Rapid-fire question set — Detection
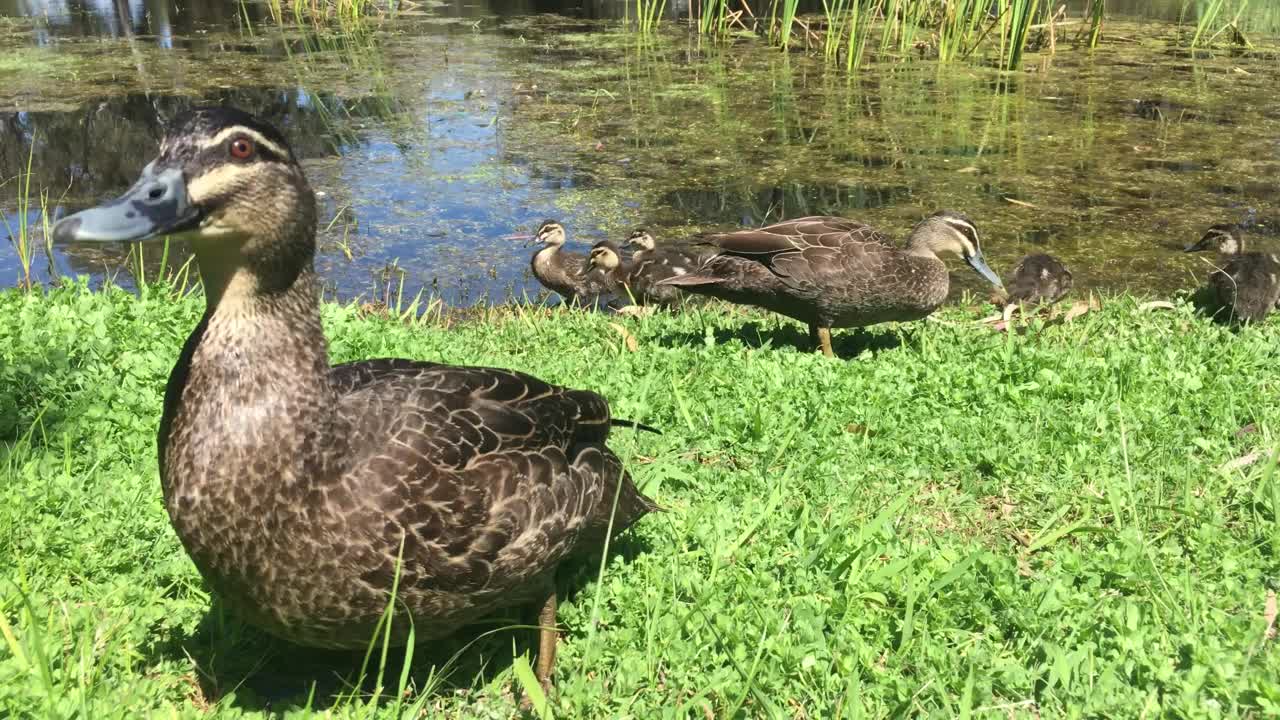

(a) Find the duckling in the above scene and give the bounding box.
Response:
[623,228,711,283]
[1184,223,1280,323]
[994,253,1073,323]
[1004,253,1073,306]
[525,219,612,307]
[50,107,657,694]
[660,212,1004,357]
[586,239,682,307]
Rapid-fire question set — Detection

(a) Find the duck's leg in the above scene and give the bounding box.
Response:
[534,590,558,693]
[818,327,834,358]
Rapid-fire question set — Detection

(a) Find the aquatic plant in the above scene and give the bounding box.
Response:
[1086,0,1105,48]
[0,139,64,291]
[633,0,670,36]
[693,0,1101,72]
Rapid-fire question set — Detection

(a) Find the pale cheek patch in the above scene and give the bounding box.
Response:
[188,164,253,205]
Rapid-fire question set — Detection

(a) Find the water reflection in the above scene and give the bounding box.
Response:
[2,2,1279,304]
[5,0,1278,43]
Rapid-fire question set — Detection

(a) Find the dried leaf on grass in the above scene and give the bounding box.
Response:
[608,322,638,352]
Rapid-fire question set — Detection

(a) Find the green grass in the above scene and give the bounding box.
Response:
[2,279,1279,717]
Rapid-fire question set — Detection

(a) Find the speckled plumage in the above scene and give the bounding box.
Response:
[1185,223,1280,323]
[61,107,657,654]
[661,213,1001,343]
[1005,253,1073,305]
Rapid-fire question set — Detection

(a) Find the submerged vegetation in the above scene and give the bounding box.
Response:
[2,279,1278,716]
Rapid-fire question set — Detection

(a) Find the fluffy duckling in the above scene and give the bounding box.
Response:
[525,219,612,307]
[586,239,682,307]
[1184,223,1280,323]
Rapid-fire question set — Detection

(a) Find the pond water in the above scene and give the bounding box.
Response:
[1,0,1278,306]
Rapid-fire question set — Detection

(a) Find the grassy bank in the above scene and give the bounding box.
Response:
[1,279,1278,718]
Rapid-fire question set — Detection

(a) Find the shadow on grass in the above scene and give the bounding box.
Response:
[145,534,655,713]
[656,320,903,358]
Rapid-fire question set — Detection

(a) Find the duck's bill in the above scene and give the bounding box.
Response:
[966,251,1004,288]
[51,163,201,244]
[1183,237,1211,253]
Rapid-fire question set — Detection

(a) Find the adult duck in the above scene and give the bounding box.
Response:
[50,107,657,693]
[660,212,1004,356]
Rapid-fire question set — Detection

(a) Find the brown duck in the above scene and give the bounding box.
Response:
[1184,223,1280,323]
[661,212,1004,356]
[50,107,657,693]
[524,219,613,307]
[587,238,693,307]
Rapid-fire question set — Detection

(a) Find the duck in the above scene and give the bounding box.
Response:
[523,219,613,307]
[1184,223,1280,323]
[49,106,658,694]
[994,253,1073,322]
[659,212,1004,357]
[587,237,692,307]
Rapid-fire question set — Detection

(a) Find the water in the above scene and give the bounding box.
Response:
[2,0,1278,305]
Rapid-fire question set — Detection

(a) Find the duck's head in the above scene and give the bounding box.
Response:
[1185,224,1243,255]
[625,229,655,251]
[586,240,622,273]
[908,210,1002,288]
[534,220,567,248]
[52,107,315,285]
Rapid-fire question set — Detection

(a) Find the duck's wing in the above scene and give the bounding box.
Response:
[695,217,890,279]
[329,359,657,594]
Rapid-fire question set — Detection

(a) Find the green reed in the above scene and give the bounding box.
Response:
[1190,0,1227,46]
[0,139,64,291]
[937,0,988,62]
[634,0,669,35]
[819,0,878,70]
[768,0,801,48]
[998,0,1042,70]
[697,0,732,37]
[1086,0,1105,48]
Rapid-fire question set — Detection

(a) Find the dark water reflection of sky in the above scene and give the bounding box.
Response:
[1,0,1278,305]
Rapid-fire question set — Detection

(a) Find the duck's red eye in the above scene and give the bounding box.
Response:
[229,137,254,160]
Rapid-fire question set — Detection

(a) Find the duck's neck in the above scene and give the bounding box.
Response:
[905,236,941,260]
[532,243,560,272]
[159,254,336,498]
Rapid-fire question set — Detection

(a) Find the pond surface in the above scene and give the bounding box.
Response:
[1,0,1278,305]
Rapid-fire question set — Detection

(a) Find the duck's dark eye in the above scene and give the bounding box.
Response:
[229,137,255,160]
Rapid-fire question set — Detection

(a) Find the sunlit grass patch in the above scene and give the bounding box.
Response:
[1,281,1278,716]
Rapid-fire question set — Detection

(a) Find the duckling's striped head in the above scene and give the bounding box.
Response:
[1185,224,1244,255]
[588,240,622,271]
[909,210,1003,289]
[52,106,315,263]
[625,229,655,251]
[535,220,567,247]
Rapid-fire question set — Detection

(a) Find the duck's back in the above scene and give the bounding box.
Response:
[165,352,655,650]
[687,217,947,326]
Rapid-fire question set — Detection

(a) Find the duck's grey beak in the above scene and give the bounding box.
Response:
[1183,237,1210,253]
[51,163,200,244]
[966,251,1004,288]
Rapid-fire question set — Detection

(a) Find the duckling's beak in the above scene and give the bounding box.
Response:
[966,251,1004,289]
[1183,237,1210,253]
[51,162,201,244]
